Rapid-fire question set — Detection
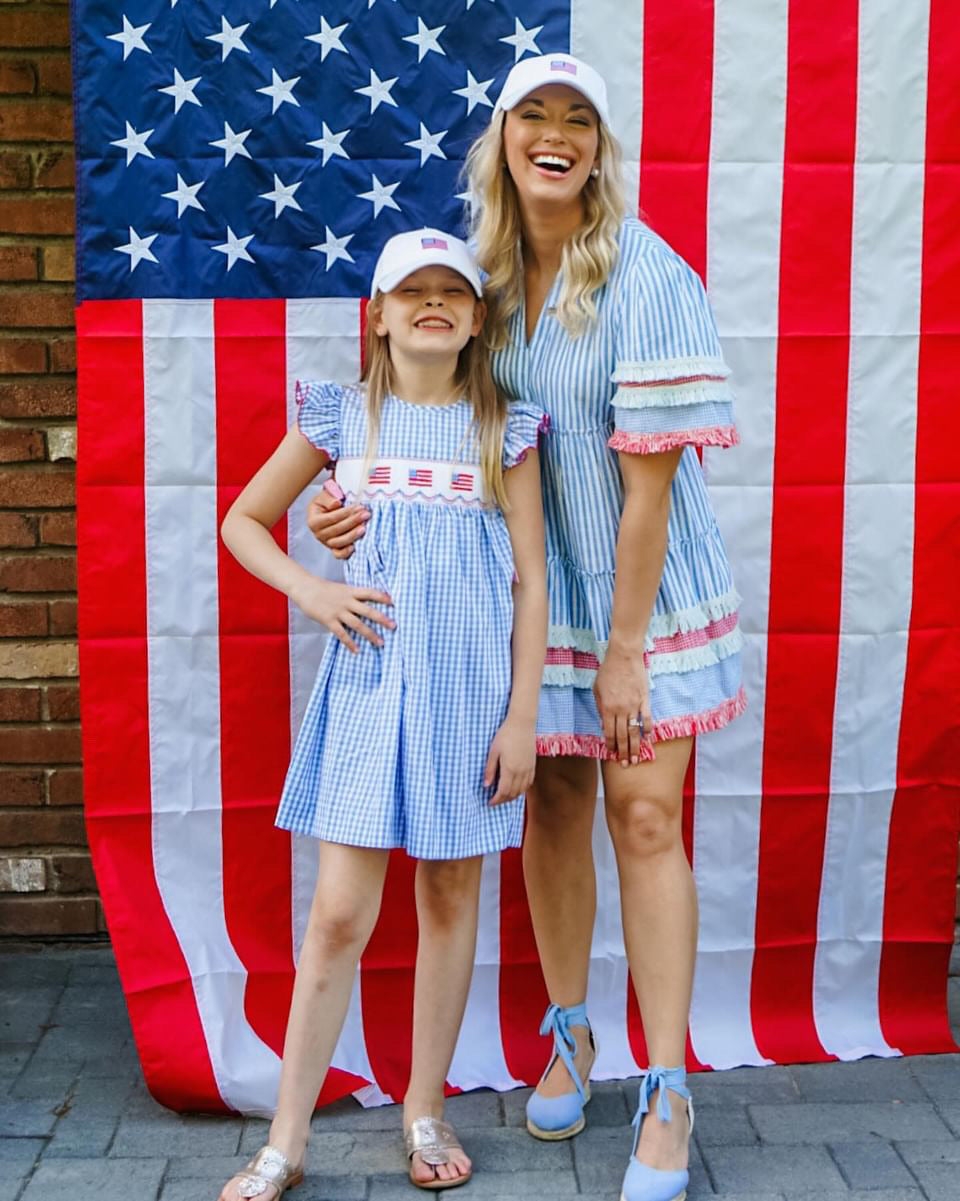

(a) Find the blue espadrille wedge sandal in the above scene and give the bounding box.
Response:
[620,1065,694,1201]
[525,1002,596,1140]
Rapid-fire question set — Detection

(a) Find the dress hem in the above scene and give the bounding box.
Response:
[535,687,747,760]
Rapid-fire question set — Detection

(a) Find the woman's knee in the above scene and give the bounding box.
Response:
[528,756,598,827]
[606,790,680,859]
[306,897,377,959]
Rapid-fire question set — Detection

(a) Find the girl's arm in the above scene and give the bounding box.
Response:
[594,448,683,765]
[484,451,548,804]
[221,426,394,652]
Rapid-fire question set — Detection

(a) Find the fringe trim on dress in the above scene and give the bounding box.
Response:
[611,380,734,409]
[608,426,739,454]
[535,687,748,760]
[612,356,732,384]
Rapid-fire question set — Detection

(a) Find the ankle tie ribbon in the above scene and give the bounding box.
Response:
[634,1064,691,1127]
[539,1002,590,1103]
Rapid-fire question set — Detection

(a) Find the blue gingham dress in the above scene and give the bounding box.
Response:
[492,218,745,759]
[275,381,546,860]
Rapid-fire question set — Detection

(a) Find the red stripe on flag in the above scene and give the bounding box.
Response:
[636,0,714,1073]
[752,0,859,1063]
[499,845,550,1085]
[77,300,221,1109]
[360,852,418,1100]
[879,0,960,1055]
[639,0,714,277]
[214,300,295,1058]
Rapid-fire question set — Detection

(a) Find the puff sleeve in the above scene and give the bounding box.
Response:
[502,399,550,470]
[295,379,342,462]
[609,249,738,455]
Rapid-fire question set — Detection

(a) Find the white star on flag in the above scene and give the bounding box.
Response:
[465,0,496,7]
[257,68,301,113]
[213,227,255,271]
[110,121,155,165]
[358,174,401,218]
[260,174,303,217]
[456,186,475,208]
[206,16,250,62]
[162,173,205,218]
[107,16,151,60]
[210,122,252,166]
[311,226,354,269]
[405,122,447,166]
[500,18,543,61]
[158,68,201,114]
[453,70,494,115]
[402,17,445,62]
[114,227,158,271]
[305,16,349,61]
[355,68,399,114]
[307,123,350,166]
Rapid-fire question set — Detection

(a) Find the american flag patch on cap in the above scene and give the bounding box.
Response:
[551,60,577,74]
[421,237,448,250]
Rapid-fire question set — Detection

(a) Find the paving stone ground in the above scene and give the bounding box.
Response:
[1,945,958,1201]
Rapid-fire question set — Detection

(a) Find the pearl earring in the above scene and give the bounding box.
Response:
[590,165,600,178]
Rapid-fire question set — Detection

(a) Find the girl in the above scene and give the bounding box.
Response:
[308,55,744,1201]
[217,228,547,1199]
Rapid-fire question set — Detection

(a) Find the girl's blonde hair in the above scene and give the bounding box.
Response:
[360,292,509,510]
[464,112,627,348]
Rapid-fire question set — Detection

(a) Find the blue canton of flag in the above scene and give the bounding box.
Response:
[73,0,571,301]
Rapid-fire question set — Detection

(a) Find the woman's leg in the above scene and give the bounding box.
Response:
[405,855,484,1185]
[523,755,599,1095]
[601,736,695,1173]
[219,842,389,1201]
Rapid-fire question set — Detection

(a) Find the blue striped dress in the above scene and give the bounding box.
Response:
[492,218,745,759]
[275,382,547,860]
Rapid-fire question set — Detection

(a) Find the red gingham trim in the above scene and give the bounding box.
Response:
[617,374,728,388]
[545,612,740,671]
[609,426,740,454]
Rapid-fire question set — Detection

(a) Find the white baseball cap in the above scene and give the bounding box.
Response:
[493,53,610,127]
[370,228,484,298]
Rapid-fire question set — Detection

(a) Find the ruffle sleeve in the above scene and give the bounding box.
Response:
[295,379,342,462]
[502,399,550,470]
[609,250,738,455]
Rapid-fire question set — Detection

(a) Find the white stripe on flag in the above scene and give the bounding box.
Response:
[813,0,929,1059]
[449,855,524,1092]
[284,299,390,1102]
[690,0,789,1069]
[588,801,642,1079]
[144,299,279,1112]
[571,0,645,226]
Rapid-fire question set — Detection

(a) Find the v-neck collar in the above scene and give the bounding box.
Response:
[521,271,560,349]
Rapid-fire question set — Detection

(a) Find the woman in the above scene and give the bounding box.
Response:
[309,53,744,1201]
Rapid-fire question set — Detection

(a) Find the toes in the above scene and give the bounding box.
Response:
[411,1153,437,1185]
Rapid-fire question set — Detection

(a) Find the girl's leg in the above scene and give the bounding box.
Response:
[523,755,599,1096]
[405,855,484,1186]
[219,842,389,1201]
[601,736,696,1173]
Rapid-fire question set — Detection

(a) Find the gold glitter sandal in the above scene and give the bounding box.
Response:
[405,1116,472,1191]
[231,1145,303,1198]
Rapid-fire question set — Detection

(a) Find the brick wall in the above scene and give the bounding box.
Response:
[0,1,97,938]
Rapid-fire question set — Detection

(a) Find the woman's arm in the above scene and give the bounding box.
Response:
[221,426,394,652]
[594,448,683,765]
[484,451,548,804]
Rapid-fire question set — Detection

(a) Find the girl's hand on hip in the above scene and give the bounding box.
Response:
[306,490,369,559]
[291,576,394,653]
[593,641,654,767]
[484,717,536,806]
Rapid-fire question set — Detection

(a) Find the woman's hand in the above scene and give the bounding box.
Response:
[483,716,536,805]
[306,489,369,560]
[593,639,653,766]
[290,575,394,653]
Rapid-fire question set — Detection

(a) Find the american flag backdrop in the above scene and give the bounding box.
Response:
[74,0,960,1113]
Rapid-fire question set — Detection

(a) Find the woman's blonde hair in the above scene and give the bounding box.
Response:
[360,291,510,510]
[464,111,627,348]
